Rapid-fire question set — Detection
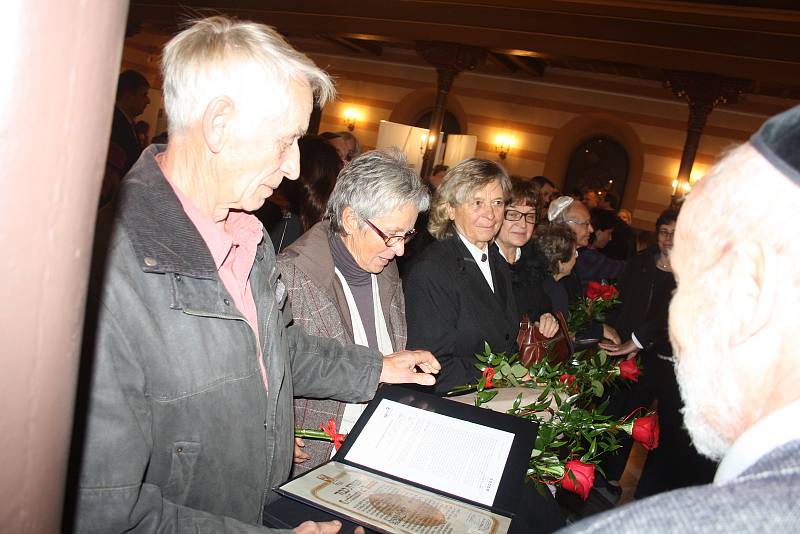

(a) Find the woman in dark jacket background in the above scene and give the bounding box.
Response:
[495,177,552,321]
[601,208,717,498]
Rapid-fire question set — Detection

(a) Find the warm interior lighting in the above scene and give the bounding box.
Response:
[420,133,435,151]
[689,166,706,184]
[343,108,359,131]
[495,134,514,160]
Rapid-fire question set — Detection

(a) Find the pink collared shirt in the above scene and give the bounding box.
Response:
[162,169,267,390]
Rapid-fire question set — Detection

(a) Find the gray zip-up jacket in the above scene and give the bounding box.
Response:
[71,145,382,533]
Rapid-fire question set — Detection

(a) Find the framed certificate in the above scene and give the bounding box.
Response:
[271,386,538,534]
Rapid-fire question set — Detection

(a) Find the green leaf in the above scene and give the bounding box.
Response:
[511,363,529,378]
[599,351,607,366]
[476,389,499,405]
[591,380,604,397]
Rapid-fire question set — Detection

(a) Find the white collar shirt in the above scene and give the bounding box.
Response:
[714,398,800,484]
[458,233,494,292]
[498,246,521,264]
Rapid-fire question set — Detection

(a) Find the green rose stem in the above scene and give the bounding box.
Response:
[294,429,334,442]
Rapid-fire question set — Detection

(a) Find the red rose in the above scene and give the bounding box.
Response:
[482,367,496,388]
[321,419,346,451]
[585,281,603,300]
[618,358,640,382]
[632,414,660,450]
[561,460,595,500]
[600,284,618,300]
[560,373,576,386]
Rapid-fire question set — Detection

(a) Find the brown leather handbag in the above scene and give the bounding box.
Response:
[517,310,573,368]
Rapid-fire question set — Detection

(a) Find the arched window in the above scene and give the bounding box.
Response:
[563,137,629,208]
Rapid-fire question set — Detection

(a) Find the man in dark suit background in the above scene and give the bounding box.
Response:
[110,69,150,172]
[101,70,150,205]
[562,106,800,532]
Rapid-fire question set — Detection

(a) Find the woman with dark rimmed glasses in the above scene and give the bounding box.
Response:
[277,148,429,474]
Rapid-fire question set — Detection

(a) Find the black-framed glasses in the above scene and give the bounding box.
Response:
[504,209,536,224]
[658,229,675,239]
[364,219,417,247]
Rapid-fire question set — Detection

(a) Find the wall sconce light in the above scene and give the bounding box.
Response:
[672,178,692,197]
[495,135,513,160]
[343,108,358,131]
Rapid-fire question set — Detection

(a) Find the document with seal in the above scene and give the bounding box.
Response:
[274,386,537,534]
[280,461,512,534]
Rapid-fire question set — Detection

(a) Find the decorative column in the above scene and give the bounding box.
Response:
[416,42,485,178]
[664,72,752,201]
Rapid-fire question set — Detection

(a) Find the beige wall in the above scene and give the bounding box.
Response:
[0,1,129,531]
[311,52,797,229]
[116,40,798,230]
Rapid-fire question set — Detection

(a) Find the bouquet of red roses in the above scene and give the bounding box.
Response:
[452,343,658,501]
[568,280,621,337]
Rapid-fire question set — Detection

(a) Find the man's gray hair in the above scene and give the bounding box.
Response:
[161,16,335,135]
[327,149,429,234]
[428,158,511,240]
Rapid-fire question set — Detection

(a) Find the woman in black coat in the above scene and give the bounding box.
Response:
[601,208,717,497]
[403,159,558,396]
[405,160,566,533]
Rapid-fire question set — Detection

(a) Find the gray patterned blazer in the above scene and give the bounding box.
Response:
[560,439,800,533]
[277,221,407,475]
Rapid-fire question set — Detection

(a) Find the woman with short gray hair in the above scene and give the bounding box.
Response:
[277,149,429,473]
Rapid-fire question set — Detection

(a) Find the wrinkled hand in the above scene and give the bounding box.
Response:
[295,520,364,534]
[380,350,440,386]
[536,313,559,338]
[598,339,639,357]
[293,437,310,465]
[602,323,621,345]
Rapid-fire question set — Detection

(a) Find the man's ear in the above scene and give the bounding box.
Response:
[202,96,235,154]
[446,202,456,221]
[725,240,776,346]
[341,206,359,236]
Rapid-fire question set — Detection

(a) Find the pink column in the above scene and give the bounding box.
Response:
[0,1,129,531]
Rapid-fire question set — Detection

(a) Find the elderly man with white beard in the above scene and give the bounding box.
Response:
[560,105,800,532]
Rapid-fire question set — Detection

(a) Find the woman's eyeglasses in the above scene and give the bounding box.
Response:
[504,209,536,224]
[364,219,417,247]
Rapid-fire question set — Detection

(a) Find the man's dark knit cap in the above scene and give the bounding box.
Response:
[750,104,800,186]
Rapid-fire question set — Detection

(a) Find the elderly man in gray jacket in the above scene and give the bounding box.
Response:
[71,17,439,534]
[561,107,800,532]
